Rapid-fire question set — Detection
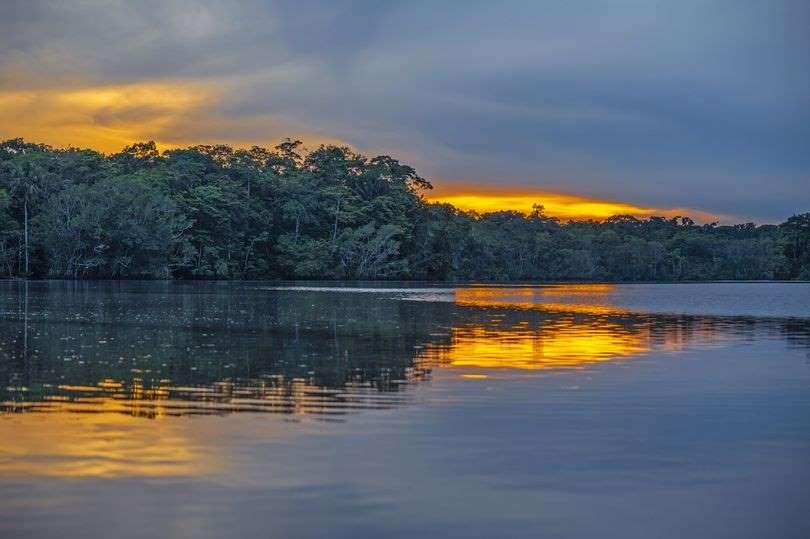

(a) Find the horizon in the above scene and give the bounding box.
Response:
[1,1,808,223]
[2,135,795,225]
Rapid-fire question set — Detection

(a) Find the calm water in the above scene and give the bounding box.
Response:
[1,281,808,538]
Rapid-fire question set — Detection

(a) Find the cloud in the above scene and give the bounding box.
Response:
[0,0,808,221]
[0,81,349,152]
[0,82,214,150]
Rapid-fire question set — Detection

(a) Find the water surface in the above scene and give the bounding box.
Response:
[1,281,808,538]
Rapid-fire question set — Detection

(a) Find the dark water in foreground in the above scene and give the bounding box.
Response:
[1,281,808,538]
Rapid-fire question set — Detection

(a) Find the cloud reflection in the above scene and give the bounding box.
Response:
[0,400,211,478]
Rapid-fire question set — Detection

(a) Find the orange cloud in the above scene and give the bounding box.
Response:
[427,185,724,222]
[0,82,218,152]
[0,81,348,153]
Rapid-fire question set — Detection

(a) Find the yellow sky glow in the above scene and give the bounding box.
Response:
[0,82,723,222]
[0,82,216,152]
[0,81,346,153]
[427,190,720,222]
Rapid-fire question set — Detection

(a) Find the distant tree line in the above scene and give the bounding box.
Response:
[1,138,808,281]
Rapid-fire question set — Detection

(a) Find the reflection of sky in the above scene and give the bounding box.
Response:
[1,283,808,486]
[0,287,809,538]
[2,338,809,538]
[422,285,731,370]
[455,284,626,315]
[452,283,810,319]
[0,402,212,478]
[420,320,650,370]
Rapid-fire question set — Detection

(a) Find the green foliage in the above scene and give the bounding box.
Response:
[336,223,407,278]
[0,137,806,281]
[780,213,810,279]
[38,176,189,277]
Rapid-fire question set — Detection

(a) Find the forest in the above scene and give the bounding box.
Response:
[1,137,808,282]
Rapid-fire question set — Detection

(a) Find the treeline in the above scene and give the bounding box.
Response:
[0,138,808,281]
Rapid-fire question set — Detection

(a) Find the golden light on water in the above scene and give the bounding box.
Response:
[0,284,726,479]
[418,285,725,372]
[0,399,211,478]
[422,320,651,370]
[0,376,411,478]
[454,284,626,315]
[420,284,652,371]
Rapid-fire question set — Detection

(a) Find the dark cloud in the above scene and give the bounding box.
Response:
[1,0,808,221]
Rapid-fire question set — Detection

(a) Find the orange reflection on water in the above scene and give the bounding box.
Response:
[455,284,626,315]
[0,399,212,478]
[0,373,422,478]
[426,285,728,371]
[421,318,651,370]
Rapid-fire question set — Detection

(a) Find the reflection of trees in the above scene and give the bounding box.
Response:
[0,282,453,417]
[1,282,809,418]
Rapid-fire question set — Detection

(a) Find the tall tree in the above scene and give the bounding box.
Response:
[3,151,54,275]
[780,213,810,279]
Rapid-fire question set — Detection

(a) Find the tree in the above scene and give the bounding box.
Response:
[0,187,18,275]
[2,151,55,275]
[780,213,810,279]
[39,176,190,278]
[0,136,804,283]
[337,223,407,278]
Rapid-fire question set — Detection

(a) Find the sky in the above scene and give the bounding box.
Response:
[1,0,808,222]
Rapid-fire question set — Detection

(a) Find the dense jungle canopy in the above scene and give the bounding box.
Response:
[1,138,808,281]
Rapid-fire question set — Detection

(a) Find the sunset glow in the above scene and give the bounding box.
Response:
[418,284,645,370]
[0,399,213,478]
[427,189,721,222]
[1,2,807,537]
[421,321,651,371]
[0,82,348,153]
[0,84,722,221]
[453,284,627,315]
[0,82,216,152]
